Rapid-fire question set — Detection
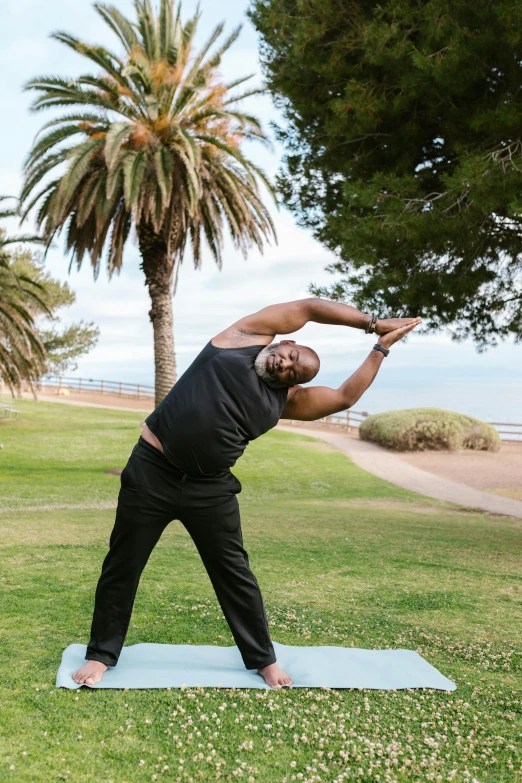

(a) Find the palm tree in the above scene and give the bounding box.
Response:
[0,197,50,398]
[20,0,277,405]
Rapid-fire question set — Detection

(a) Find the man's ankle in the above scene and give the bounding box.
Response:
[257,661,277,671]
[86,659,109,668]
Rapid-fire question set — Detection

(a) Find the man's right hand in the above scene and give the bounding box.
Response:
[377,317,422,350]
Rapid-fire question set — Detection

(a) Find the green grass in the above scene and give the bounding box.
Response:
[0,396,521,783]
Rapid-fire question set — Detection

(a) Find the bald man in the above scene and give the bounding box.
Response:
[73,298,421,688]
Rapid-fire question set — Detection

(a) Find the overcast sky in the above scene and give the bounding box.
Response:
[2,0,521,423]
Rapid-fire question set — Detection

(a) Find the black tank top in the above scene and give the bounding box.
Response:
[144,340,288,476]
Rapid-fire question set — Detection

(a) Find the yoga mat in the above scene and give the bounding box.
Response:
[56,641,456,691]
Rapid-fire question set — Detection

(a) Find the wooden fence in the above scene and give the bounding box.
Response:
[285,410,522,441]
[487,422,522,442]
[282,409,369,433]
[2,375,521,441]
[32,374,154,400]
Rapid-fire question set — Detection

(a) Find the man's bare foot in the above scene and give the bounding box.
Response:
[257,662,292,689]
[72,660,108,686]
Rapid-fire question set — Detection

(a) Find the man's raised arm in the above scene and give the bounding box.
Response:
[222,298,420,344]
[281,319,422,421]
[233,298,373,339]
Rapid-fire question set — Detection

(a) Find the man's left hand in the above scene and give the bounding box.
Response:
[374,317,421,335]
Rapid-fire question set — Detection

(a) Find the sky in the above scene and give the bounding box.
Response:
[1,0,521,424]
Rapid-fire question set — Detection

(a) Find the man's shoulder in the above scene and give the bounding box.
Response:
[210,326,273,349]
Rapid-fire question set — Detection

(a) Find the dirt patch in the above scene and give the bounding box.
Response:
[104,469,123,475]
[19,389,154,412]
[485,487,522,501]
[396,443,522,492]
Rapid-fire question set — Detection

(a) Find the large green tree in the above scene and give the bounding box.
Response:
[248,0,522,349]
[21,0,277,405]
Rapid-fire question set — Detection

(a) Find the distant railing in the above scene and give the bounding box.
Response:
[286,411,522,441]
[321,410,369,429]
[2,374,521,441]
[488,422,522,442]
[284,409,369,431]
[35,375,155,400]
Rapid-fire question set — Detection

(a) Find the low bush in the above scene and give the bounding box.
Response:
[358,407,501,452]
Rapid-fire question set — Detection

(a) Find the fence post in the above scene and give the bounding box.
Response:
[101,380,104,395]
[137,384,141,399]
[119,381,122,397]
[347,410,351,431]
[79,378,82,394]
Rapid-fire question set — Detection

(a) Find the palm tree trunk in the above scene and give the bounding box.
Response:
[138,223,177,406]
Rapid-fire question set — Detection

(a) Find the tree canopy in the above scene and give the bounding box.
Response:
[21,0,277,402]
[248,0,522,349]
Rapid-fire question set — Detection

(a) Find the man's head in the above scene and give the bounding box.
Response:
[254,340,320,389]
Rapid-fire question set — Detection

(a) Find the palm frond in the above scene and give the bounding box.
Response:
[0,236,50,395]
[135,0,158,61]
[181,21,225,89]
[123,150,148,208]
[20,0,277,292]
[104,122,132,169]
[1,234,46,247]
[158,0,172,60]
[154,146,173,207]
[200,24,242,73]
[32,112,107,140]
[51,32,125,82]
[94,3,139,53]
[25,124,89,170]
[223,87,268,105]
[53,138,106,217]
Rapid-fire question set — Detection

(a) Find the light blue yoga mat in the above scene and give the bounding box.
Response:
[56,641,456,691]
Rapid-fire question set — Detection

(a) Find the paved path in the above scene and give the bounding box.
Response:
[277,425,522,520]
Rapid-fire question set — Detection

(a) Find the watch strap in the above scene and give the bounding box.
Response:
[373,343,389,357]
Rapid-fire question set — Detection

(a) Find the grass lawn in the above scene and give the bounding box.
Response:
[0,397,520,783]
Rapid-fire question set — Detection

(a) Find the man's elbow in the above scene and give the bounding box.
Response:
[292,298,316,324]
[337,388,355,411]
[303,297,323,320]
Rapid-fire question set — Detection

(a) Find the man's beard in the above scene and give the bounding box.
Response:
[254,343,289,389]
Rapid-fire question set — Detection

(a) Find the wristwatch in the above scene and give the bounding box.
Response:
[373,343,389,357]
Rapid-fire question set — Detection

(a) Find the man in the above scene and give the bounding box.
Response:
[73,298,421,688]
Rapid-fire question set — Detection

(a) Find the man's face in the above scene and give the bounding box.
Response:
[254,340,320,388]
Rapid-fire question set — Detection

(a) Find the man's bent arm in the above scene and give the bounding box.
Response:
[281,348,384,421]
[234,297,371,338]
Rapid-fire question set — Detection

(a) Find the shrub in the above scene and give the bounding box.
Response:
[358,407,501,452]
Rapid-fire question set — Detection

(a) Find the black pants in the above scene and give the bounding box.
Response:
[85,437,276,670]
